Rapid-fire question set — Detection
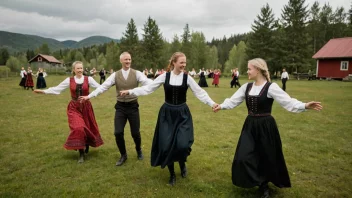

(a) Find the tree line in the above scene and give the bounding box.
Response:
[1,0,352,76]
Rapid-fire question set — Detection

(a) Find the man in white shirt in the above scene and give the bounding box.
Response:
[79,52,152,166]
[281,68,289,91]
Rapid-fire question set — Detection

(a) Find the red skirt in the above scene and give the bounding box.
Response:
[64,100,104,150]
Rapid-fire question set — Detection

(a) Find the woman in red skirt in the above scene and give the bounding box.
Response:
[212,69,221,87]
[25,67,34,90]
[34,61,103,163]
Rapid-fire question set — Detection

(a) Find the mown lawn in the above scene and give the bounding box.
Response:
[0,75,351,197]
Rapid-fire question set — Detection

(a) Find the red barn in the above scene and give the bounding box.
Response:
[312,37,352,79]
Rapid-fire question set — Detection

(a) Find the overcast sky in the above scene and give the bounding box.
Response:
[0,0,350,42]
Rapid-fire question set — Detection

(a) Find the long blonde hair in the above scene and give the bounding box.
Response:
[248,58,271,82]
[166,52,186,72]
[72,61,83,76]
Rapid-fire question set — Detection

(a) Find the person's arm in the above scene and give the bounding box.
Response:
[218,83,247,110]
[187,75,216,107]
[88,76,100,88]
[127,73,166,96]
[87,72,116,99]
[268,83,305,112]
[136,71,153,86]
[36,77,70,94]
[287,72,289,80]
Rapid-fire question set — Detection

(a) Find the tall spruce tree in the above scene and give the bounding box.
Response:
[170,34,182,53]
[181,24,192,58]
[120,18,139,53]
[246,3,276,66]
[141,16,164,69]
[281,0,311,73]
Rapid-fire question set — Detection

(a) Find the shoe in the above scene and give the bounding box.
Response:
[137,150,144,160]
[259,183,270,198]
[168,174,176,186]
[181,165,187,178]
[116,154,127,166]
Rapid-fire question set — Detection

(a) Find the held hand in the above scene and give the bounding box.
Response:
[33,89,44,94]
[305,101,323,111]
[120,90,130,96]
[78,96,89,102]
[212,103,221,113]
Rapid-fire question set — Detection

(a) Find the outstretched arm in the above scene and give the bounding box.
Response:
[33,77,70,95]
[305,101,323,111]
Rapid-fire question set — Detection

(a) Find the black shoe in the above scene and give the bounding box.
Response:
[181,165,187,178]
[116,154,127,166]
[259,183,270,198]
[137,150,144,160]
[168,174,176,186]
[85,145,89,154]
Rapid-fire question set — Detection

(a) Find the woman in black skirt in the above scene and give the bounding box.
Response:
[120,52,217,186]
[36,68,47,89]
[213,58,322,198]
[198,68,208,87]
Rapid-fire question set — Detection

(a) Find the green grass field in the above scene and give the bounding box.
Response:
[0,75,351,198]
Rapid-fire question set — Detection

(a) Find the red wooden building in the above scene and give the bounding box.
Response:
[312,37,352,79]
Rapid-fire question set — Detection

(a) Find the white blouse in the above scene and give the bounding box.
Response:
[88,69,152,98]
[129,72,216,107]
[220,82,306,113]
[43,76,100,95]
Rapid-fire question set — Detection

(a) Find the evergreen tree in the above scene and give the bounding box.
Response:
[281,0,311,73]
[181,24,192,57]
[170,34,182,53]
[120,18,139,53]
[307,2,321,53]
[0,48,10,65]
[246,3,276,65]
[141,16,164,70]
[224,44,237,74]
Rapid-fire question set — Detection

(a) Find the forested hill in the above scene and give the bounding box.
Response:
[0,31,119,53]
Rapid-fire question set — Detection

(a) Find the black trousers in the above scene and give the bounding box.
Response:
[282,78,287,91]
[100,76,106,84]
[114,101,141,155]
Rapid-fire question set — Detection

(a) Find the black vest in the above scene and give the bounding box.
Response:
[245,82,274,116]
[164,72,188,105]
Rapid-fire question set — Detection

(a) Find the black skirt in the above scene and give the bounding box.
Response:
[151,102,194,168]
[36,76,47,89]
[19,77,26,87]
[232,115,291,188]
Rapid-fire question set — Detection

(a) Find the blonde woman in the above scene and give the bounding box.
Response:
[120,52,217,186]
[213,58,322,197]
[34,61,103,163]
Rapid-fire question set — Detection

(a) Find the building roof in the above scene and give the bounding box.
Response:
[28,54,62,64]
[312,37,352,59]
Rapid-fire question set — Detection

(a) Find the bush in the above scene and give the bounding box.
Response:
[0,66,11,78]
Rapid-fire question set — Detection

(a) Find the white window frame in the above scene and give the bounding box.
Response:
[340,61,349,71]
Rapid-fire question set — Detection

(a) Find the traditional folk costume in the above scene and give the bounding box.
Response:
[43,76,103,150]
[220,81,306,189]
[129,72,215,179]
[212,72,220,87]
[88,68,152,165]
[198,71,208,87]
[25,69,34,90]
[36,72,47,89]
[19,69,27,89]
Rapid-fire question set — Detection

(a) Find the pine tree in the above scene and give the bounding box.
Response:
[181,24,191,57]
[281,0,311,73]
[141,16,164,69]
[189,32,207,70]
[170,34,181,53]
[120,18,139,53]
[246,3,276,65]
